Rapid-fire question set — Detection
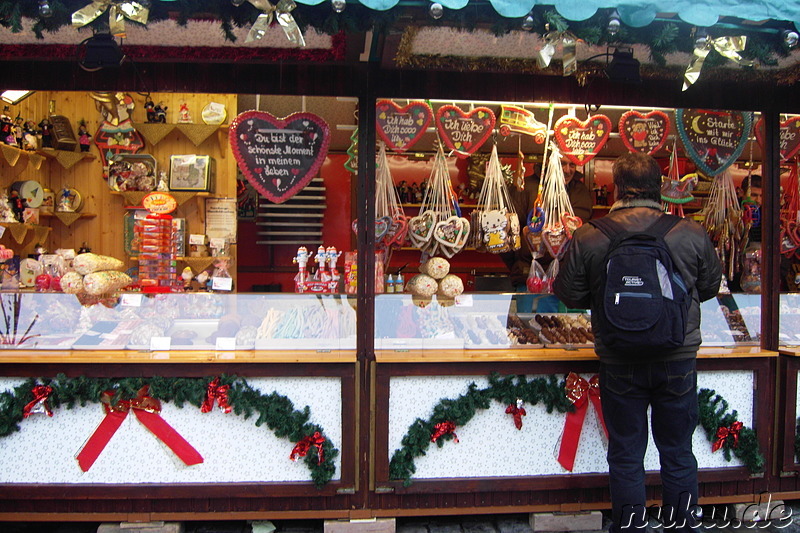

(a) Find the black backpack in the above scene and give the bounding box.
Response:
[588,214,690,353]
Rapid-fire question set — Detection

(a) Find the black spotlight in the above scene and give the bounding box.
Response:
[605,47,641,83]
[77,34,126,72]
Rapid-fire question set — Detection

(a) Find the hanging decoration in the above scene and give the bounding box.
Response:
[344,127,358,174]
[618,110,671,156]
[290,431,326,464]
[229,110,330,204]
[359,143,409,258]
[556,373,606,472]
[537,25,578,76]
[553,114,611,166]
[701,170,745,285]
[780,161,800,263]
[698,388,763,472]
[201,377,232,414]
[675,109,753,177]
[407,145,470,258]
[76,385,204,472]
[435,105,496,158]
[237,0,305,46]
[90,92,145,178]
[683,36,754,91]
[470,144,520,254]
[0,375,338,487]
[431,421,459,444]
[539,143,582,259]
[375,100,433,153]
[22,384,53,418]
[72,0,150,38]
[712,421,743,453]
[498,105,548,142]
[661,139,697,217]
[389,374,764,485]
[505,399,526,430]
[754,116,800,162]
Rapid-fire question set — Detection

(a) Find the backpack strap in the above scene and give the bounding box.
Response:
[587,216,625,240]
[646,213,682,238]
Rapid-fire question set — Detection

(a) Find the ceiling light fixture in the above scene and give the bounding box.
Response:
[584,47,641,84]
[331,0,346,13]
[77,34,126,72]
[607,10,621,36]
[429,2,444,20]
[0,91,35,105]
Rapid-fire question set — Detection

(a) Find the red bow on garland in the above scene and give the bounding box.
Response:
[430,421,459,444]
[201,377,232,413]
[557,373,608,472]
[75,385,204,472]
[23,385,53,418]
[712,421,743,452]
[290,431,326,464]
[505,399,527,430]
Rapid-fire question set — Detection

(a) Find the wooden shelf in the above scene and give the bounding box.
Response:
[36,148,94,170]
[40,212,96,219]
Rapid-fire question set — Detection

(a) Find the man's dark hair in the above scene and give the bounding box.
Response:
[612,152,662,202]
[741,174,762,192]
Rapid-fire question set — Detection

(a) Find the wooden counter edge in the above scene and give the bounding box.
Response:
[0,349,357,363]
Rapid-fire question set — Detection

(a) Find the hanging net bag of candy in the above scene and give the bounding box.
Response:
[470,144,521,254]
[407,144,471,258]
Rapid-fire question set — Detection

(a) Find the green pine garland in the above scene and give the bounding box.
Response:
[389,375,765,485]
[0,374,339,488]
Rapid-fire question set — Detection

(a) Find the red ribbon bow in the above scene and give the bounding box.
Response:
[505,401,527,430]
[23,385,53,418]
[290,431,326,465]
[201,377,232,414]
[430,421,459,444]
[76,385,204,472]
[712,421,743,452]
[557,373,608,472]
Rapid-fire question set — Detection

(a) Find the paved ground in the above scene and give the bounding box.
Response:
[6,502,800,533]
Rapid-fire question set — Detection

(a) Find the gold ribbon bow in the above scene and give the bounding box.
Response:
[72,1,149,38]
[245,0,305,47]
[682,36,754,91]
[537,29,578,76]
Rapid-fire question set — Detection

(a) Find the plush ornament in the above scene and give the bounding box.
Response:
[408,274,438,297]
[421,257,450,280]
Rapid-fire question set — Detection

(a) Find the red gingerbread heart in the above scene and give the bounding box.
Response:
[618,110,671,155]
[376,99,433,153]
[435,105,496,158]
[754,116,800,162]
[229,110,330,204]
[553,114,612,166]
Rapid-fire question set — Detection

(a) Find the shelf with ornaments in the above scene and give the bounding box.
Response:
[35,148,95,170]
[132,123,229,155]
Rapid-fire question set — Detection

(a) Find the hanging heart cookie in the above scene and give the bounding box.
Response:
[376,100,433,153]
[675,109,753,176]
[560,214,583,238]
[384,214,409,248]
[754,116,800,162]
[436,105,497,158]
[408,210,436,248]
[230,110,330,204]
[554,114,612,166]
[542,225,567,258]
[618,110,671,155]
[434,216,470,258]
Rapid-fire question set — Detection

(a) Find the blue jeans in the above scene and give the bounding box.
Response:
[600,358,701,532]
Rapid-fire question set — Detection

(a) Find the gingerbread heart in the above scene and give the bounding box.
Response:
[618,110,671,155]
[523,226,546,258]
[434,216,467,247]
[230,110,330,204]
[375,216,391,241]
[560,214,583,238]
[376,99,433,153]
[676,109,753,177]
[408,210,436,247]
[553,114,612,166]
[542,225,567,258]
[384,215,409,248]
[436,105,497,158]
[754,116,800,162]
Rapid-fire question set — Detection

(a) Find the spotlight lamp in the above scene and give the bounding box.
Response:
[429,2,444,20]
[38,0,52,18]
[607,10,621,36]
[783,29,799,49]
[521,13,535,31]
[331,0,346,13]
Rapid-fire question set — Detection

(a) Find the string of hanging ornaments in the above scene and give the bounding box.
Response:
[470,144,521,255]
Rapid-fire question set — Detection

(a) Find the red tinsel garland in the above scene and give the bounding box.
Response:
[290,431,326,465]
[430,421,459,443]
[23,385,53,418]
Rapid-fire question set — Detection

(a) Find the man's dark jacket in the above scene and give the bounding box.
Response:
[553,200,722,364]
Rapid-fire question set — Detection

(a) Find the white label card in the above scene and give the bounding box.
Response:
[150,336,171,351]
[120,293,143,307]
[189,234,206,245]
[212,277,233,291]
[216,337,236,351]
[455,294,473,307]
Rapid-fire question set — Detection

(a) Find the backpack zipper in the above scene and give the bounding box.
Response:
[615,292,652,304]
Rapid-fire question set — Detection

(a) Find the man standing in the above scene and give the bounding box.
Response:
[553,153,721,532]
